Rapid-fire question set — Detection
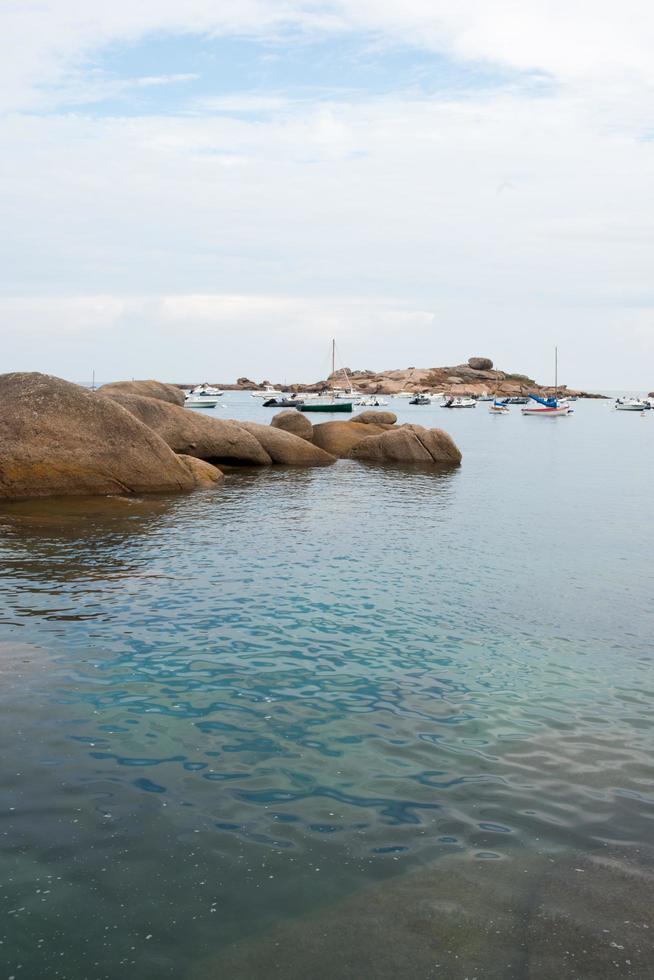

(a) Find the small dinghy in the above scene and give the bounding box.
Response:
[409,395,431,405]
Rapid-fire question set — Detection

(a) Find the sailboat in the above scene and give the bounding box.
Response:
[300,340,353,413]
[521,347,572,416]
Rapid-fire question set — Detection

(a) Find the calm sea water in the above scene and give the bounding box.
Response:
[1,396,653,979]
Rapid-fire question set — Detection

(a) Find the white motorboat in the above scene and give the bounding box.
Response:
[185,394,220,408]
[441,396,476,408]
[615,397,650,411]
[189,383,224,396]
[354,396,388,407]
[184,383,224,408]
[251,385,284,398]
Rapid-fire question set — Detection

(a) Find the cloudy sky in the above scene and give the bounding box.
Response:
[1,1,653,388]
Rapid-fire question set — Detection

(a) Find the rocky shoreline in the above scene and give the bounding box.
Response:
[0,374,461,502]
[176,356,605,399]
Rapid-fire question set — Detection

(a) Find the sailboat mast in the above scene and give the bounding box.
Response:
[332,338,335,379]
[554,345,558,394]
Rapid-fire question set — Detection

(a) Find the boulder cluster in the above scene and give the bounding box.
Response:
[0,374,461,501]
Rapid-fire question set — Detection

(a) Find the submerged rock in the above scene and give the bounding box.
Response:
[98,379,185,406]
[271,410,313,441]
[190,849,654,980]
[99,392,272,466]
[178,455,224,487]
[311,421,386,458]
[349,424,462,466]
[0,372,195,500]
[238,421,336,465]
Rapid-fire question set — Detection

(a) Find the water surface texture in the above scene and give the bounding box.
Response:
[1,397,653,978]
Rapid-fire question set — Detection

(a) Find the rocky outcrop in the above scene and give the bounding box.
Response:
[271,410,313,441]
[0,373,196,500]
[98,379,185,406]
[311,421,386,458]
[468,356,493,371]
[238,421,336,466]
[351,410,397,426]
[98,392,272,466]
[349,424,462,466]
[178,455,224,487]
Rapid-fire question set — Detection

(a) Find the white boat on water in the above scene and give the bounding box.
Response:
[521,348,572,417]
[615,397,650,411]
[251,385,284,398]
[355,396,388,407]
[441,396,476,408]
[184,383,224,408]
[521,399,571,416]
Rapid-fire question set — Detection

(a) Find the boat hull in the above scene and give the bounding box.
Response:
[263,399,304,408]
[300,402,352,413]
[185,398,219,408]
[521,405,570,416]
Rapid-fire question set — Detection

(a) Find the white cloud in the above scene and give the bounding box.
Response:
[1,2,654,386]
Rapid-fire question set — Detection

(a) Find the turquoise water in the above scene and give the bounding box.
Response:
[1,397,653,978]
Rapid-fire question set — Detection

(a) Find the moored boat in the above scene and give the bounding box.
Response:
[355,396,388,407]
[489,400,509,414]
[300,401,352,413]
[615,397,650,411]
[521,348,572,416]
[409,395,431,405]
[442,396,476,408]
[521,395,571,416]
[184,383,224,408]
[251,385,284,398]
[263,396,305,408]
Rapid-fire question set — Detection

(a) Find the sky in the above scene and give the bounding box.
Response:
[1,2,653,389]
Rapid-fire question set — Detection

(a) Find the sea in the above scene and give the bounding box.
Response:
[0,394,653,979]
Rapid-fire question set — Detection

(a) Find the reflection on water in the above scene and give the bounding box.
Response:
[1,403,653,978]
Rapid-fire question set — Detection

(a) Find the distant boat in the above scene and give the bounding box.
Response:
[615,397,650,411]
[300,401,352,413]
[252,385,284,398]
[184,383,224,407]
[355,396,388,407]
[521,347,572,416]
[489,400,509,414]
[299,339,353,413]
[263,395,305,408]
[442,396,476,408]
[409,395,431,405]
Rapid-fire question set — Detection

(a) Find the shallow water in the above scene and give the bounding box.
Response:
[1,397,653,978]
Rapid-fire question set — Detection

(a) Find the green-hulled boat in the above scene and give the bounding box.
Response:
[300,401,352,413]
[300,339,354,412]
